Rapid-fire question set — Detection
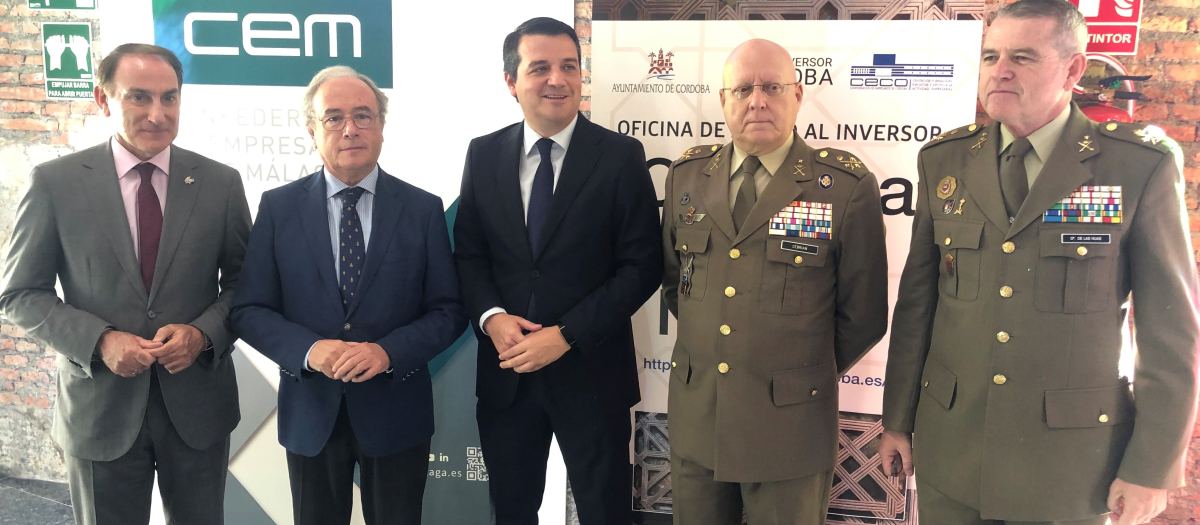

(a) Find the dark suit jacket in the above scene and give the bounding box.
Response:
[454,115,663,409]
[883,107,1200,520]
[230,168,467,458]
[0,141,250,461]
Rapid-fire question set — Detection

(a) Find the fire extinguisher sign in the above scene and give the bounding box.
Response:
[1070,0,1142,54]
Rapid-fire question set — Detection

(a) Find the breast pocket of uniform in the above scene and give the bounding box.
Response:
[760,236,831,315]
[933,220,985,301]
[1034,228,1119,314]
[675,228,712,302]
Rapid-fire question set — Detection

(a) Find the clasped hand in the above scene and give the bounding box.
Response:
[308,340,390,382]
[99,324,206,377]
[484,313,570,374]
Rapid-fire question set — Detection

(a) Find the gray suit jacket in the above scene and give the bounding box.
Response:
[0,141,251,461]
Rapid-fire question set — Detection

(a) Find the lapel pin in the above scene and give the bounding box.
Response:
[792,160,806,177]
[680,192,690,205]
[955,198,965,215]
[819,173,833,189]
[184,176,195,184]
[971,132,988,150]
[708,152,722,172]
[1078,135,1095,152]
[943,199,955,214]
[936,176,957,199]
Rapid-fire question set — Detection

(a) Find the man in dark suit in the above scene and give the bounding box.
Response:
[0,44,251,525]
[454,17,663,525]
[229,66,467,525]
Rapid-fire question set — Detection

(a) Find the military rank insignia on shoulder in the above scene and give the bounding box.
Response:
[1100,123,1184,167]
[676,144,721,164]
[814,148,868,179]
[922,123,984,151]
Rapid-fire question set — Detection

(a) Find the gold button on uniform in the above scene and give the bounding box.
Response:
[923,381,930,388]
[968,124,978,131]
[1002,242,1015,253]
[819,150,828,158]
[1000,286,1013,298]
[718,363,730,374]
[810,389,819,396]
[993,374,1007,385]
[725,286,736,297]
[681,245,688,252]
[1077,246,1088,256]
[944,237,952,246]
[997,331,1010,343]
[671,361,677,368]
[720,324,731,335]
[1106,122,1118,131]
[1099,414,1109,423]
[794,256,803,264]
[729,248,741,259]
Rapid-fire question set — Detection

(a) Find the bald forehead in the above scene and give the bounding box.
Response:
[724,39,794,86]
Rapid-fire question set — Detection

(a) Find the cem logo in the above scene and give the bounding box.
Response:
[849,53,953,90]
[152,0,393,88]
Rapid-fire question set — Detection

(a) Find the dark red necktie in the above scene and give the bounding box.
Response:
[136,162,162,293]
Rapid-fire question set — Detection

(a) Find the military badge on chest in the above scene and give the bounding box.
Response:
[769,201,832,239]
[1044,186,1122,223]
[680,206,706,225]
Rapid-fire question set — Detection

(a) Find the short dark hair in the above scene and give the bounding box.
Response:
[993,0,1089,57]
[96,43,184,94]
[502,17,581,80]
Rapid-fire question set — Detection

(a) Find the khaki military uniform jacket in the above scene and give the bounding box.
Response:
[882,106,1200,521]
[662,134,889,482]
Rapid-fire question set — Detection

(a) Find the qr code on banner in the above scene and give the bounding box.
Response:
[466,447,488,482]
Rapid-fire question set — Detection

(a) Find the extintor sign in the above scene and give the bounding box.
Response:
[1070,0,1142,54]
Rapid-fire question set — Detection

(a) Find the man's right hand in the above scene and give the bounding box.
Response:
[483,313,542,354]
[99,330,160,378]
[880,429,914,477]
[308,339,352,379]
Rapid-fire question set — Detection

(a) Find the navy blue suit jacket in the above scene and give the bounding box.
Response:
[230,168,467,457]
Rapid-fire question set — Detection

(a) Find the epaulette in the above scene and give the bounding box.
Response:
[921,122,986,152]
[1100,122,1184,171]
[674,144,721,165]
[812,147,870,180]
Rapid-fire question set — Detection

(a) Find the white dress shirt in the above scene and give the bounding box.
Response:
[479,115,579,333]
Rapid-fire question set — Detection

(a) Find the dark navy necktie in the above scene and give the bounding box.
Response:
[338,187,366,310]
[527,138,555,250]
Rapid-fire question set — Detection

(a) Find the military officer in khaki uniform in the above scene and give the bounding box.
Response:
[880,1,1200,524]
[661,39,889,524]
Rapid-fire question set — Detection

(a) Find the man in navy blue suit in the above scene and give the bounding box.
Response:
[230,66,467,525]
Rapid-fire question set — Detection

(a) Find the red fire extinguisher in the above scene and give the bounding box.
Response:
[1073,53,1151,123]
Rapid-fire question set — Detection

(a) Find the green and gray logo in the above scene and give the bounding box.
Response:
[152,0,393,88]
[41,22,94,99]
[28,0,96,9]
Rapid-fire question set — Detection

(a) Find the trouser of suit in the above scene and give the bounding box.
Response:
[66,368,230,525]
[917,478,1110,525]
[670,454,834,525]
[476,371,633,525]
[285,398,430,525]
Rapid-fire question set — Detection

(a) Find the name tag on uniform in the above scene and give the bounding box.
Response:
[1062,234,1111,244]
[780,241,820,255]
[1044,186,1122,223]
[770,201,832,239]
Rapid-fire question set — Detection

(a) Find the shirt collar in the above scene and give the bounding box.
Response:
[731,133,795,178]
[325,165,380,199]
[112,136,171,179]
[523,114,579,157]
[999,104,1072,161]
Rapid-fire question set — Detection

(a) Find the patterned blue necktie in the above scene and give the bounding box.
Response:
[338,187,366,310]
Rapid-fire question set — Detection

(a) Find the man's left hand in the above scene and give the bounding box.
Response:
[1108,478,1168,525]
[332,343,391,382]
[149,324,207,374]
[498,326,570,373]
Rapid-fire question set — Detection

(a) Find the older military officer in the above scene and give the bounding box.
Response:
[661,39,889,524]
[880,1,1200,524]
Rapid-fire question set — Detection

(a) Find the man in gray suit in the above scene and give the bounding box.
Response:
[0,43,251,525]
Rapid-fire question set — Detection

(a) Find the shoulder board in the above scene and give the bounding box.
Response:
[921,122,985,152]
[812,147,869,179]
[1099,122,1181,159]
[674,144,721,165]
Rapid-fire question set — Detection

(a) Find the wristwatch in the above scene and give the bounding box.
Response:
[557,324,577,348]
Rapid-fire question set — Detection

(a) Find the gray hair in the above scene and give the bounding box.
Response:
[993,0,1089,58]
[302,65,389,129]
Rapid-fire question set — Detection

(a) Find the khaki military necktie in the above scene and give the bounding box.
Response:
[732,156,761,232]
[1000,137,1033,221]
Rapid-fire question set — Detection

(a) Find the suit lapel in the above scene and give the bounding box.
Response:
[346,171,400,318]
[733,135,809,246]
[533,116,600,259]
[495,125,532,259]
[298,171,344,313]
[1007,107,1100,238]
[148,146,202,305]
[963,123,1010,233]
[80,142,147,303]
[701,143,737,241]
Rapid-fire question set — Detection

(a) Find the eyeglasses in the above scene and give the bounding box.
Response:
[319,112,379,131]
[722,82,799,100]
